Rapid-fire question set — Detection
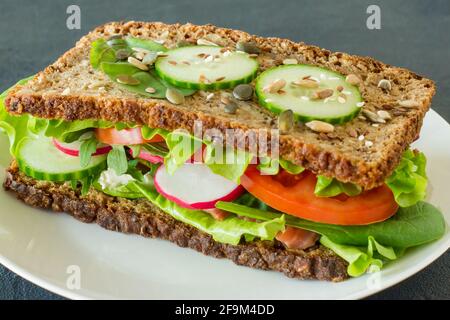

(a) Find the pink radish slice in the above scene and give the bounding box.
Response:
[53,138,112,157]
[128,148,163,164]
[154,162,244,210]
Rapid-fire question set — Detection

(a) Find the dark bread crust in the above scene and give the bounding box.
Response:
[4,21,435,189]
[3,163,349,282]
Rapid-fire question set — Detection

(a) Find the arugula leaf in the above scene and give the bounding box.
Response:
[234,193,271,211]
[80,175,94,196]
[126,159,145,181]
[386,149,427,207]
[79,137,98,168]
[129,145,141,158]
[70,180,78,190]
[314,175,362,197]
[142,143,169,158]
[107,145,128,175]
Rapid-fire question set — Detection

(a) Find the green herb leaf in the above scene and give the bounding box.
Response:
[124,36,168,53]
[92,36,196,99]
[90,39,116,69]
[79,137,98,168]
[100,62,167,98]
[107,145,128,175]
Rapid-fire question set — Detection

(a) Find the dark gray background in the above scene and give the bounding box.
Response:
[0,0,449,300]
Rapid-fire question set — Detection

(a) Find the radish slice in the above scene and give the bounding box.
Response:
[128,148,164,164]
[154,162,244,210]
[53,138,112,157]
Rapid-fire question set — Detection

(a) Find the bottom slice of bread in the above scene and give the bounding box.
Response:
[3,162,348,282]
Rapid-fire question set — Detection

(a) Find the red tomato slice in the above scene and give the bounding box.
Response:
[95,128,165,145]
[240,165,398,225]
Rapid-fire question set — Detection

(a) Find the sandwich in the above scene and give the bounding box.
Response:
[0,21,446,282]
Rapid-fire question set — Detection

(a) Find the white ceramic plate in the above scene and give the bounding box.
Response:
[0,110,449,300]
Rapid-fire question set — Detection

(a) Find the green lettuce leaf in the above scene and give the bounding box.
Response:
[40,119,133,143]
[131,181,285,245]
[386,149,428,207]
[204,145,253,184]
[164,129,203,174]
[257,157,304,175]
[0,76,36,156]
[320,236,398,277]
[314,175,362,197]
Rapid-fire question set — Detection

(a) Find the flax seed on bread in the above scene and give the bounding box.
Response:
[4,21,435,189]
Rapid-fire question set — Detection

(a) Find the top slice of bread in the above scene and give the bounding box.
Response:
[4,21,435,189]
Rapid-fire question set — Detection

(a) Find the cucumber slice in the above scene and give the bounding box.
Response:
[155,46,258,90]
[255,65,362,124]
[17,136,107,181]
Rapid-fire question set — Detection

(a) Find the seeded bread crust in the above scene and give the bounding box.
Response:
[5,21,435,189]
[3,162,348,282]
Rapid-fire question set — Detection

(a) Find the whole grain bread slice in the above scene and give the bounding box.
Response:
[3,162,348,282]
[4,21,435,189]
